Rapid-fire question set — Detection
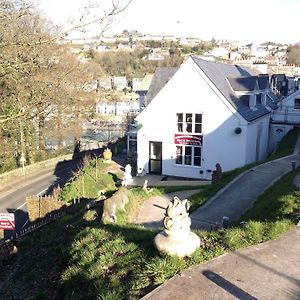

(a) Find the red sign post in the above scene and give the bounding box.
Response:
[0,213,15,230]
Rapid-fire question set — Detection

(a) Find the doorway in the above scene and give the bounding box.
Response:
[149,141,162,174]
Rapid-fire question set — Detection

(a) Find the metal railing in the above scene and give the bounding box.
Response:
[0,210,66,264]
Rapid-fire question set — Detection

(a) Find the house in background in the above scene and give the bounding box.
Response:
[96,99,140,116]
[132,74,154,110]
[112,76,127,91]
[134,56,278,180]
[270,89,300,151]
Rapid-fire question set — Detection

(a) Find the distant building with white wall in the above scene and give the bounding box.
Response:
[96,99,140,116]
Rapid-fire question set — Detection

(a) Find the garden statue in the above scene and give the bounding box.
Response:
[122,164,133,186]
[102,187,128,224]
[212,163,222,183]
[154,196,200,257]
[142,179,153,193]
[103,148,112,163]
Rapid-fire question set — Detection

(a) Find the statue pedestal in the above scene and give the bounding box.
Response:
[154,196,200,257]
[154,231,200,258]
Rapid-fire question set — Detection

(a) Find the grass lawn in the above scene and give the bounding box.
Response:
[1,166,299,299]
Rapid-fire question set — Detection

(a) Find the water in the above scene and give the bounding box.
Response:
[45,129,126,151]
[81,128,126,143]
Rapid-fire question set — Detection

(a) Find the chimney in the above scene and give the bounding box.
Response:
[261,93,267,106]
[249,94,257,110]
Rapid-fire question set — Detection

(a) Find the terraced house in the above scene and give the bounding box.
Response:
[131,56,298,180]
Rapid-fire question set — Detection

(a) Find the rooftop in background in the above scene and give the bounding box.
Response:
[133,74,154,92]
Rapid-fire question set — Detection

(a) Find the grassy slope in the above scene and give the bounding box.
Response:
[189,127,300,211]
[1,169,299,299]
[1,129,299,299]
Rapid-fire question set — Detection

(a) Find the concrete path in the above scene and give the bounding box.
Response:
[142,226,300,300]
[191,154,300,230]
[134,154,300,231]
[135,190,201,229]
[129,174,210,187]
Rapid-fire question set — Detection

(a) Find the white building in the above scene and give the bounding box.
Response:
[211,47,229,59]
[134,56,277,180]
[270,90,300,151]
[112,76,127,91]
[96,100,140,116]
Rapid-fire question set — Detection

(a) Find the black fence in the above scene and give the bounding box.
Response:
[0,210,66,265]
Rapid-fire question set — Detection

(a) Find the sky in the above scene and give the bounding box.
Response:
[38,0,300,44]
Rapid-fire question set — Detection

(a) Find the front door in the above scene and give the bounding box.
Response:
[149,141,162,174]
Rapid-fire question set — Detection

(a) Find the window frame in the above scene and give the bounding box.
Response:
[177,113,202,134]
[175,145,202,167]
[294,99,300,109]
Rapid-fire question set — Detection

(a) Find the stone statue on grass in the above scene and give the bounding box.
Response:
[121,164,133,186]
[154,196,200,257]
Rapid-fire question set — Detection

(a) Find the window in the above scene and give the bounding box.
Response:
[195,114,202,133]
[185,146,192,165]
[177,113,183,132]
[194,147,201,166]
[186,114,193,133]
[294,99,300,109]
[175,113,202,167]
[176,145,201,167]
[177,113,202,134]
[176,146,183,164]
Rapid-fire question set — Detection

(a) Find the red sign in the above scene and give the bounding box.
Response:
[0,213,15,230]
[174,134,203,146]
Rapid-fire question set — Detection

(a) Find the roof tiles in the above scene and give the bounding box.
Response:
[191,56,276,122]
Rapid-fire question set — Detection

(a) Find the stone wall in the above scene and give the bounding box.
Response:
[26,196,66,222]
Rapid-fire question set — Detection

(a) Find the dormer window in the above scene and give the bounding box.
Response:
[294,99,300,109]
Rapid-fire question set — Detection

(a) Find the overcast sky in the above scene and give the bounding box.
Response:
[38,0,299,44]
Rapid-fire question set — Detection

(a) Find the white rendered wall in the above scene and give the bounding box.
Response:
[268,124,293,153]
[272,90,300,124]
[245,115,270,164]
[137,58,250,179]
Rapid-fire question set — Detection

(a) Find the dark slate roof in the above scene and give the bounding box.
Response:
[227,76,258,92]
[227,75,269,92]
[258,75,270,90]
[271,74,286,81]
[146,67,178,105]
[192,56,273,122]
[266,92,278,109]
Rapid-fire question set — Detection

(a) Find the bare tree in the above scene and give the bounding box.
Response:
[287,43,300,65]
[0,0,132,170]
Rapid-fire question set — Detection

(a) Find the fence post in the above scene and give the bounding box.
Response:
[82,176,85,198]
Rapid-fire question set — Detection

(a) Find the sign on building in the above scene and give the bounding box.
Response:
[0,213,15,230]
[174,134,203,146]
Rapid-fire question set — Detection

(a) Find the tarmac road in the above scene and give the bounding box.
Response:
[0,158,82,236]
